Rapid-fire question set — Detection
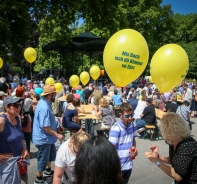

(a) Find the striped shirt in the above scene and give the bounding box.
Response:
[109,119,137,171]
[176,105,191,125]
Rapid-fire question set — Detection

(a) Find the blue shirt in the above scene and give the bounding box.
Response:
[127,98,139,111]
[109,119,137,171]
[112,94,122,106]
[32,98,57,145]
[0,114,23,157]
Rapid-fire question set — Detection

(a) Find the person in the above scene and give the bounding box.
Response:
[127,93,139,112]
[162,96,178,113]
[109,103,138,184]
[76,85,85,104]
[32,85,64,184]
[133,95,147,119]
[53,130,89,184]
[0,96,29,183]
[182,83,192,103]
[176,100,192,129]
[144,112,197,184]
[0,91,7,113]
[83,83,94,104]
[112,89,123,107]
[62,94,81,131]
[94,97,114,134]
[190,84,197,117]
[135,98,156,135]
[74,135,123,184]
[88,86,103,112]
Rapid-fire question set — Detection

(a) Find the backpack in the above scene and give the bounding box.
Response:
[20,99,28,127]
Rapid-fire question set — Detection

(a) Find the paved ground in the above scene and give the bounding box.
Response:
[24,117,197,184]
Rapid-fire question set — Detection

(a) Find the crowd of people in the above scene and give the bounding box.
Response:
[0,72,196,184]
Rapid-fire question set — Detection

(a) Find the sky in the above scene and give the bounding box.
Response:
[162,0,197,14]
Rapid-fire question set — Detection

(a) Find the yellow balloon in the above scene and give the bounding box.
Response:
[80,71,90,85]
[90,65,100,80]
[150,44,189,93]
[103,29,149,87]
[69,75,79,88]
[193,79,196,82]
[55,82,63,93]
[45,77,55,85]
[149,76,153,83]
[0,58,3,68]
[24,47,37,63]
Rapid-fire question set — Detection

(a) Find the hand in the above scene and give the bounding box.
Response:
[150,145,159,158]
[57,127,64,134]
[133,148,138,157]
[57,134,64,141]
[21,149,30,159]
[144,152,158,163]
[0,153,13,164]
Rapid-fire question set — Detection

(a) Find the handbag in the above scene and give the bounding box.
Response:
[17,158,27,175]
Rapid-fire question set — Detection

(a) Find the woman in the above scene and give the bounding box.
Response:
[0,96,29,183]
[53,130,89,184]
[74,135,123,184]
[73,98,85,114]
[94,98,114,133]
[0,91,7,113]
[133,95,147,119]
[62,94,81,131]
[145,112,197,184]
[76,85,85,104]
[190,84,197,117]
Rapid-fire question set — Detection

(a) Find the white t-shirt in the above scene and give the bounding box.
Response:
[133,100,146,119]
[55,139,76,184]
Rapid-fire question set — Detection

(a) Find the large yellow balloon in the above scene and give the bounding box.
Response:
[149,76,153,83]
[89,65,100,80]
[103,29,149,87]
[24,47,37,63]
[45,77,55,85]
[80,71,90,85]
[69,75,79,88]
[150,44,189,93]
[0,58,3,68]
[55,82,63,93]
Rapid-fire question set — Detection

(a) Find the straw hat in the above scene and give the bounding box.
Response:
[40,85,57,96]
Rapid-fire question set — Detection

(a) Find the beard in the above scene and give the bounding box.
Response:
[51,97,55,103]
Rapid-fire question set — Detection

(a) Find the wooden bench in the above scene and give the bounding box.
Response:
[143,108,166,140]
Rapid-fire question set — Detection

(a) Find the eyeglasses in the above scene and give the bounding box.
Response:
[123,114,133,118]
[11,103,21,109]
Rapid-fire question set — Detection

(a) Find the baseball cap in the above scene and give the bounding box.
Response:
[3,96,23,107]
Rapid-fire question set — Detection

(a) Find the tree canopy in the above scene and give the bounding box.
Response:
[0,0,196,79]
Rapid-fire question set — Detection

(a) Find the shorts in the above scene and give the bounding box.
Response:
[36,144,56,171]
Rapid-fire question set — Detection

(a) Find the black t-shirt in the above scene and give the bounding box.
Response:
[0,82,8,93]
[165,102,178,113]
[142,104,156,125]
[169,137,197,184]
[83,88,93,99]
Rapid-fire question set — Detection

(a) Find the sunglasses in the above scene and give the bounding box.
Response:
[123,114,133,118]
[11,103,22,109]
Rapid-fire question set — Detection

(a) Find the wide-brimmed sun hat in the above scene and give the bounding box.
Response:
[40,85,57,96]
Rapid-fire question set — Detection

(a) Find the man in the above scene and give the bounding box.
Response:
[135,98,156,134]
[84,83,94,104]
[109,103,138,184]
[183,83,192,103]
[127,93,138,112]
[32,85,64,184]
[176,100,192,129]
[162,96,178,113]
[112,89,123,106]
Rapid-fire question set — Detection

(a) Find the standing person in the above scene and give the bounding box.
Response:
[182,83,192,104]
[0,91,7,113]
[83,83,94,104]
[112,89,123,106]
[145,113,197,184]
[0,96,29,183]
[109,103,138,184]
[32,85,64,184]
[76,85,85,104]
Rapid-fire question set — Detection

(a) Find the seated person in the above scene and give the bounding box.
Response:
[133,96,147,119]
[73,98,85,114]
[127,93,138,112]
[94,98,114,134]
[162,96,178,112]
[112,90,122,106]
[62,94,81,131]
[135,98,156,135]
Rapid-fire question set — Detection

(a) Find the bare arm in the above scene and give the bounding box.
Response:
[0,117,5,132]
[43,126,64,141]
[53,165,65,184]
[96,110,102,118]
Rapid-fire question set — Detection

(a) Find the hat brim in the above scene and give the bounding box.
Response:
[40,90,57,96]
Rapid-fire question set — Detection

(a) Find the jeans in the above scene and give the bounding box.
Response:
[135,119,147,129]
[36,144,56,171]
[122,169,132,184]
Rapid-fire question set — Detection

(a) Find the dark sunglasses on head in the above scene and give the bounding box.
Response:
[11,103,22,109]
[123,114,133,118]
